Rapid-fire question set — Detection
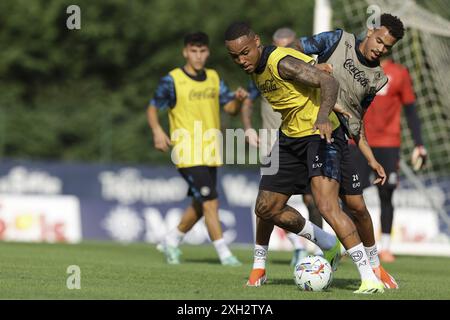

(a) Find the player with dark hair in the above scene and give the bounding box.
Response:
[245,14,402,289]
[242,27,324,268]
[148,32,247,266]
[350,55,427,262]
[225,22,385,293]
[289,13,405,288]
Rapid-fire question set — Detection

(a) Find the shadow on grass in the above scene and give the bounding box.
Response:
[268,277,360,290]
[331,278,360,290]
[270,259,292,266]
[183,258,223,265]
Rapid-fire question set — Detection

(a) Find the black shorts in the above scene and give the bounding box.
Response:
[301,139,364,196]
[259,127,348,195]
[178,166,218,202]
[349,145,400,190]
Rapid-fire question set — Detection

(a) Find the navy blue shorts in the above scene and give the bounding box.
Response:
[178,166,218,202]
[348,144,400,190]
[300,140,364,195]
[259,127,350,195]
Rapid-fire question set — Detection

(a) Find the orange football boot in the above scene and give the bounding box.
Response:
[373,265,399,289]
[246,269,267,287]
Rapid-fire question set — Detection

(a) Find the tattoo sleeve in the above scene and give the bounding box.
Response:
[278,55,339,119]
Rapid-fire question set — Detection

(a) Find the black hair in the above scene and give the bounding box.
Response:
[184,32,209,47]
[380,13,405,40]
[224,21,255,41]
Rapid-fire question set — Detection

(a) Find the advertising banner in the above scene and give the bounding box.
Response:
[0,159,449,256]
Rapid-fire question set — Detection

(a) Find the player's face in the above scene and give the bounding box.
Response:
[273,36,295,48]
[183,44,210,71]
[225,34,261,74]
[362,26,398,61]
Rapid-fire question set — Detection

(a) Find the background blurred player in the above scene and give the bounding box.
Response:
[147,32,247,266]
[349,56,427,262]
[242,27,324,267]
[225,22,385,293]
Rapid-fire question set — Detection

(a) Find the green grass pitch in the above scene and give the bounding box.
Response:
[1,241,449,300]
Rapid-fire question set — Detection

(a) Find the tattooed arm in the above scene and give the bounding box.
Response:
[278,55,339,143]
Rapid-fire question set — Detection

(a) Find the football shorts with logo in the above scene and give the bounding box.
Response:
[259,126,362,195]
[178,166,218,202]
[348,144,399,190]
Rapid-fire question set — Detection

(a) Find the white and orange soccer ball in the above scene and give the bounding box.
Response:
[293,255,333,292]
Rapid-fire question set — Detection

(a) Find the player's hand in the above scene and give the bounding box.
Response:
[153,129,172,152]
[332,103,352,120]
[411,145,427,171]
[315,63,333,75]
[234,87,249,102]
[245,128,260,147]
[369,160,386,185]
[313,117,333,144]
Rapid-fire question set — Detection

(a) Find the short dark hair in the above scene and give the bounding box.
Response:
[184,32,209,47]
[224,22,255,41]
[380,13,405,40]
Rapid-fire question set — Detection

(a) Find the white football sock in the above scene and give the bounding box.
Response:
[165,227,185,247]
[212,238,233,261]
[381,233,391,251]
[298,220,336,250]
[286,232,305,250]
[253,244,268,269]
[347,243,379,282]
[365,244,381,268]
[313,247,324,256]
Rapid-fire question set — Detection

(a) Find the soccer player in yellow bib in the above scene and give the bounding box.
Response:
[242,28,325,267]
[225,22,384,293]
[147,32,247,266]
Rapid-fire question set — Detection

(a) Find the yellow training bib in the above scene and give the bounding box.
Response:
[251,47,340,138]
[169,68,222,168]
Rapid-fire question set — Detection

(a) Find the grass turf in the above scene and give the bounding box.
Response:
[0,241,449,300]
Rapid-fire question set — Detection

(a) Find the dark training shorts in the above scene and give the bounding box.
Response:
[178,166,218,202]
[259,126,362,195]
[348,144,400,190]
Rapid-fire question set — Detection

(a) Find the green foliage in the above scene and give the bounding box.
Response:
[0,0,314,164]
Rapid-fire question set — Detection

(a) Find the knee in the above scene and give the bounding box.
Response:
[315,199,334,216]
[349,202,369,218]
[255,193,280,221]
[255,199,273,221]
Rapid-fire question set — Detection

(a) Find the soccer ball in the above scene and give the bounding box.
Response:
[293,255,333,291]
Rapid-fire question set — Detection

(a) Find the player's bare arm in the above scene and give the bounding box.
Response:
[223,87,248,115]
[354,122,386,185]
[147,105,172,152]
[241,98,253,130]
[332,103,352,119]
[315,63,333,75]
[278,56,339,143]
[241,98,260,147]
